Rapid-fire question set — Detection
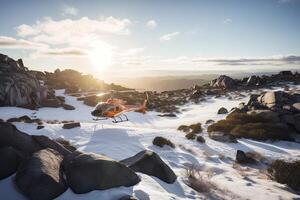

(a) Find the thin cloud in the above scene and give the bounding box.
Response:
[192,55,300,66]
[159,32,180,41]
[0,36,47,49]
[146,20,157,29]
[62,5,78,16]
[222,18,232,24]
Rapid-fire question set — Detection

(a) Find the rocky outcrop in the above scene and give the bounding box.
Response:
[210,75,236,89]
[0,146,22,180]
[121,150,177,184]
[217,107,228,114]
[64,151,140,194]
[0,122,41,155]
[15,148,68,200]
[62,122,81,129]
[0,53,47,107]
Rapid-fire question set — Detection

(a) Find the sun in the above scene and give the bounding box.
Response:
[88,41,114,71]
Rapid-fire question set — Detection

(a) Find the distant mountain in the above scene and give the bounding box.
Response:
[114,75,218,92]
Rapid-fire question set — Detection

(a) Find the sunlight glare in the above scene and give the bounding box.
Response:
[89,41,114,71]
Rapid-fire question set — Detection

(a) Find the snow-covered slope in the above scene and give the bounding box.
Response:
[0,88,300,200]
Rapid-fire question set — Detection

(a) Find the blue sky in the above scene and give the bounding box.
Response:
[0,0,300,81]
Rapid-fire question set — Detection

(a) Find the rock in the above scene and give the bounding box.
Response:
[32,135,71,158]
[0,122,41,155]
[190,90,202,100]
[205,119,215,124]
[258,91,284,108]
[217,107,228,114]
[41,98,61,108]
[15,148,68,200]
[121,150,177,184]
[246,75,261,86]
[119,195,138,200]
[62,103,75,110]
[64,151,140,193]
[62,122,81,129]
[37,125,45,130]
[54,138,77,152]
[236,150,256,164]
[157,113,176,117]
[0,53,47,107]
[279,71,293,76]
[56,96,65,103]
[294,114,300,132]
[293,103,300,112]
[0,146,22,180]
[153,136,175,148]
[209,132,237,143]
[210,75,236,89]
[196,135,205,143]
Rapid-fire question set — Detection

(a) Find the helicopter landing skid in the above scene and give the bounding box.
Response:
[112,114,129,123]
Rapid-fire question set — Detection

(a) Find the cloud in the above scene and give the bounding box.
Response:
[62,5,78,16]
[192,55,300,66]
[159,32,180,41]
[16,16,132,46]
[146,20,157,29]
[37,47,88,57]
[0,36,48,49]
[222,18,232,24]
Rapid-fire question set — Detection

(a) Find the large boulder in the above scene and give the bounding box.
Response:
[120,150,177,184]
[62,122,81,129]
[257,91,283,107]
[217,107,228,114]
[15,148,68,200]
[0,53,47,107]
[40,98,61,108]
[210,75,236,89]
[0,146,22,180]
[0,122,41,155]
[294,114,300,132]
[64,151,140,194]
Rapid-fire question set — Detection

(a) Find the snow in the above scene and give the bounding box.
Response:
[0,87,300,200]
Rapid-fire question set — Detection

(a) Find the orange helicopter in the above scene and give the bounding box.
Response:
[91,93,148,123]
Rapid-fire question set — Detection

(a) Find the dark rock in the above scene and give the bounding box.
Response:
[153,136,175,148]
[41,98,61,108]
[56,96,65,103]
[205,119,215,124]
[217,107,228,114]
[121,150,177,184]
[186,132,196,140]
[0,146,22,179]
[15,148,68,200]
[196,136,205,143]
[236,150,256,164]
[54,138,77,152]
[32,135,71,158]
[157,113,176,117]
[294,114,300,132]
[37,125,45,130]
[64,151,140,193]
[279,71,293,76]
[0,53,47,107]
[62,103,75,110]
[119,195,138,200]
[62,122,81,129]
[0,122,41,155]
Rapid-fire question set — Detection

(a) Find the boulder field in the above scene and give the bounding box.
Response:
[0,122,177,200]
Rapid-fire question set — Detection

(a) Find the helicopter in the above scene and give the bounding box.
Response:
[91,92,148,123]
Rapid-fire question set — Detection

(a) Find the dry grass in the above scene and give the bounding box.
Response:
[185,167,215,193]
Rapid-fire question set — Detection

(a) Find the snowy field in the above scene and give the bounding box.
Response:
[1,87,300,200]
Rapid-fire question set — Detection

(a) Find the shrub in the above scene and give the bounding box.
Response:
[177,125,190,132]
[178,123,202,134]
[196,136,205,143]
[207,112,293,141]
[185,167,215,193]
[153,136,175,148]
[230,123,293,141]
[207,120,236,134]
[186,133,196,140]
[190,123,202,133]
[268,160,300,191]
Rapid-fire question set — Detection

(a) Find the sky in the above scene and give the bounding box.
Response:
[0,0,300,81]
